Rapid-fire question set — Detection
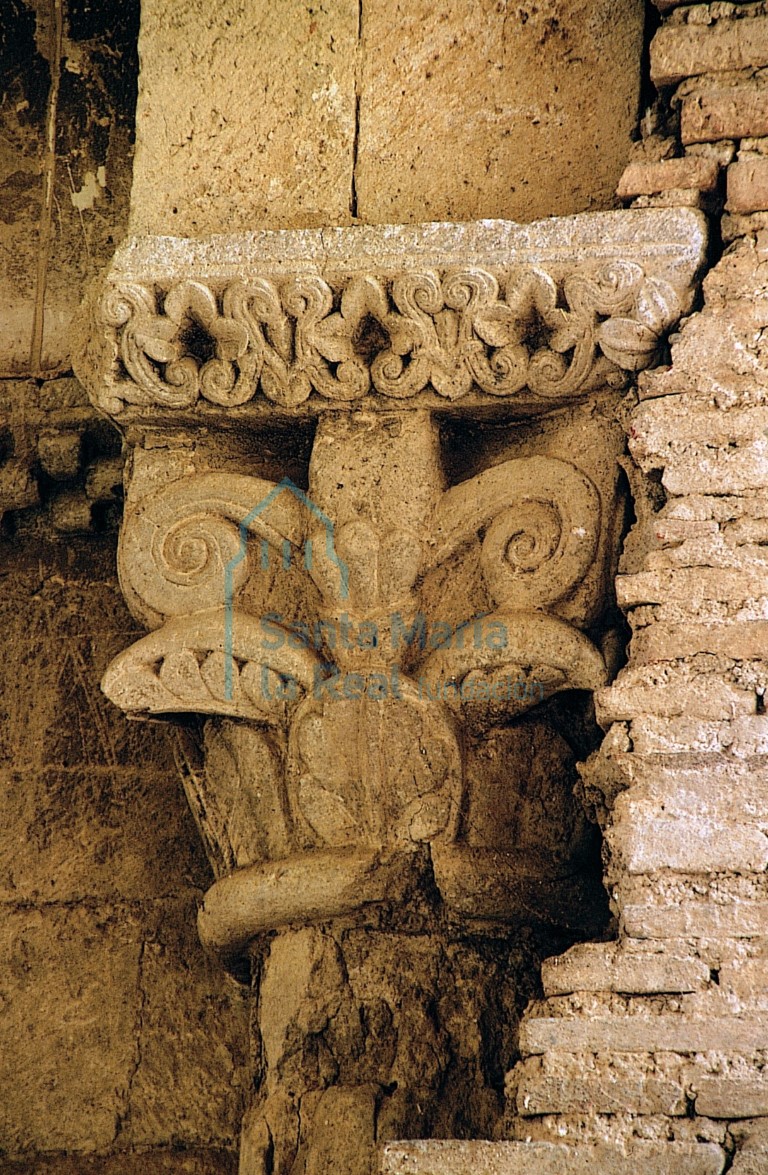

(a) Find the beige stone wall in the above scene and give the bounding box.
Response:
[129,0,645,236]
[0,4,249,1170]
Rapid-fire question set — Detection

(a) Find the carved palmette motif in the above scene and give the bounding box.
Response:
[105,455,606,722]
[95,264,681,414]
[103,448,610,879]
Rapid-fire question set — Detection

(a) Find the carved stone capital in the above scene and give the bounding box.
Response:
[75,209,706,423]
[74,209,706,961]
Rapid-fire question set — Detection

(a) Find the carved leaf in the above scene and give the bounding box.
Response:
[474,304,521,348]
[212,317,249,361]
[636,276,680,334]
[598,317,659,370]
[164,279,218,326]
[313,313,356,363]
[134,317,180,363]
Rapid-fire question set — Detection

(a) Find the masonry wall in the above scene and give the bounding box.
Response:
[502,3,768,1171]
[1,4,249,1171]
[0,0,653,1162]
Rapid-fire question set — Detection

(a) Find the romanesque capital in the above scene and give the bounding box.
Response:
[74,208,706,961]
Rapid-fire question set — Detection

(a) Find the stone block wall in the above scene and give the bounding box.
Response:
[0,3,250,1171]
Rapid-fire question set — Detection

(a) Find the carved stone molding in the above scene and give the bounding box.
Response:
[73,209,706,942]
[75,210,706,420]
[74,209,706,1169]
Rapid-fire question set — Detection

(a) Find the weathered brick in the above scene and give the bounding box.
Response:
[617,157,720,196]
[728,157,768,213]
[731,715,768,756]
[617,569,768,609]
[609,798,768,874]
[651,19,768,87]
[682,89,768,145]
[632,402,768,455]
[515,1053,687,1117]
[631,188,707,209]
[720,956,768,997]
[630,621,768,663]
[519,1013,768,1057]
[723,209,768,241]
[597,667,755,721]
[598,756,768,825]
[687,140,737,166]
[692,1074,768,1118]
[623,901,768,941]
[381,1140,725,1175]
[542,943,709,996]
[628,716,732,754]
[732,1152,768,1175]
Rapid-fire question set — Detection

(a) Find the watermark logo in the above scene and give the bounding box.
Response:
[223,480,545,707]
[223,477,349,699]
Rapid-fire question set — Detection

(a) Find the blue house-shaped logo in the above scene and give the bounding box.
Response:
[224,477,349,699]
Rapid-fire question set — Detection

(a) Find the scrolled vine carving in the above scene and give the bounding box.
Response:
[118,472,304,628]
[93,263,682,414]
[427,455,601,610]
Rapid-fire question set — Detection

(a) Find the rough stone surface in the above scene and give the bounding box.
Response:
[380,1140,725,1175]
[0,903,141,1154]
[0,1,137,374]
[0,538,250,1163]
[356,0,645,224]
[129,0,358,236]
[728,156,768,211]
[129,0,644,234]
[0,1156,238,1175]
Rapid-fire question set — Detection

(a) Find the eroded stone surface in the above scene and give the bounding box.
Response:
[380,1140,725,1175]
[356,0,644,224]
[0,904,142,1153]
[129,0,358,237]
[0,1,137,374]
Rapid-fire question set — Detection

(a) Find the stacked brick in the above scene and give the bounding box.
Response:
[495,6,768,1172]
[502,235,768,1174]
[617,3,768,241]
